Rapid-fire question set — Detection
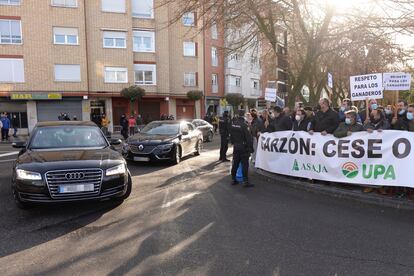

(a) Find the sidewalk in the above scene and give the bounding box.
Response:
[255,168,414,211]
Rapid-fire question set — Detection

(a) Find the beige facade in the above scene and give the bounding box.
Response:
[0,0,205,131]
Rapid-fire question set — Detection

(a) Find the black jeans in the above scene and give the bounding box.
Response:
[231,145,250,181]
[219,135,228,160]
[1,128,9,140]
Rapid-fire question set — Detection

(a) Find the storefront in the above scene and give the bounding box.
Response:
[0,99,28,134]
[176,99,195,120]
[205,97,221,115]
[37,98,83,122]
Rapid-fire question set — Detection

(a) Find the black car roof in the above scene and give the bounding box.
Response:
[35,121,98,127]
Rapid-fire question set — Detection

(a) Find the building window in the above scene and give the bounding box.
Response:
[184,72,196,87]
[54,64,81,82]
[183,42,196,56]
[104,67,128,83]
[51,0,77,7]
[103,31,126,48]
[0,19,22,44]
[211,47,218,66]
[132,0,153,18]
[133,31,155,52]
[0,58,24,83]
[134,64,156,85]
[0,0,20,5]
[211,23,218,39]
[101,0,125,13]
[252,79,260,89]
[235,77,241,87]
[182,12,195,26]
[53,27,78,45]
[212,74,218,93]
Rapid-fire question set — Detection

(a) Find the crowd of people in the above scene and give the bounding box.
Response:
[0,112,19,141]
[219,98,414,196]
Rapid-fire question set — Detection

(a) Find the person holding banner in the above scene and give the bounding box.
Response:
[333,110,364,138]
[230,110,254,187]
[293,109,311,131]
[309,98,339,135]
[391,100,409,131]
[271,106,293,132]
[359,99,379,123]
[363,109,390,132]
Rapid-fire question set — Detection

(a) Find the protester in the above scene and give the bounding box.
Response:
[338,98,352,122]
[101,114,110,136]
[309,98,339,135]
[364,109,390,132]
[271,106,293,131]
[72,115,78,121]
[261,109,274,133]
[219,111,231,162]
[0,113,11,141]
[136,114,143,126]
[212,113,219,134]
[230,110,254,187]
[384,104,394,124]
[334,110,363,138]
[120,114,129,140]
[12,114,19,138]
[359,99,378,123]
[293,109,311,131]
[391,99,409,130]
[128,115,136,136]
[249,108,263,163]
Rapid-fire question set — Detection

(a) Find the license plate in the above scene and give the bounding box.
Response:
[134,156,150,162]
[58,184,95,194]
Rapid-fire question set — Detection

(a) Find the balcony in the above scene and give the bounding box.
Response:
[225,85,242,94]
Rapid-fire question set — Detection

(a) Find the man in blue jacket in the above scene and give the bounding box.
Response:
[1,112,11,141]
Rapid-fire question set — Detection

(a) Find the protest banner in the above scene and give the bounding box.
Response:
[328,72,333,89]
[265,88,277,102]
[383,72,412,91]
[350,73,383,101]
[255,131,414,188]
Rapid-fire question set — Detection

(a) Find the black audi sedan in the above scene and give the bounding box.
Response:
[122,121,203,164]
[12,121,131,208]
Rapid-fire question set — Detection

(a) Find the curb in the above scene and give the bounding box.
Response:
[255,168,414,212]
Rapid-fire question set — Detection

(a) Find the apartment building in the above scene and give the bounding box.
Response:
[0,0,204,133]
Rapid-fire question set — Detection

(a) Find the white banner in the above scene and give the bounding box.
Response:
[265,88,277,102]
[383,72,412,91]
[350,73,383,101]
[255,131,414,188]
[328,72,333,89]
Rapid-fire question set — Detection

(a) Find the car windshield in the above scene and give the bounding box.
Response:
[140,122,180,135]
[30,126,108,149]
[192,120,204,127]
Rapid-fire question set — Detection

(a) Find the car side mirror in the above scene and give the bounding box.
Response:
[109,138,122,146]
[12,141,26,149]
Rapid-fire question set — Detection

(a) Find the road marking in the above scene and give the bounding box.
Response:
[0,158,16,163]
[0,151,19,158]
[162,192,202,208]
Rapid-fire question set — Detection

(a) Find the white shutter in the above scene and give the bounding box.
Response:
[54,64,81,82]
[103,31,126,39]
[132,0,153,18]
[53,27,78,36]
[101,0,125,13]
[0,59,24,83]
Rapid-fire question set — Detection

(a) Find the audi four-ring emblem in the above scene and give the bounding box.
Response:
[138,145,144,151]
[65,172,85,180]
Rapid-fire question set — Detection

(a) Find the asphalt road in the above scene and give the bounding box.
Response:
[1,137,414,275]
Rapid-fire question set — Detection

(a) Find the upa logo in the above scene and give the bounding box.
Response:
[342,162,359,179]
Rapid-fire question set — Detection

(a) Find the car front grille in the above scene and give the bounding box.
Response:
[45,169,103,199]
[130,144,156,154]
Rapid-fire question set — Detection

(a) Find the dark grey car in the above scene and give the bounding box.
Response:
[192,119,214,142]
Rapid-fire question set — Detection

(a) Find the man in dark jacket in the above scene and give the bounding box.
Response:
[261,109,274,133]
[309,98,339,135]
[293,109,311,131]
[230,110,254,187]
[359,99,378,123]
[219,111,231,162]
[271,106,293,131]
[120,114,129,140]
[364,109,390,132]
[391,100,409,131]
[334,110,364,138]
[0,113,11,141]
[11,114,19,138]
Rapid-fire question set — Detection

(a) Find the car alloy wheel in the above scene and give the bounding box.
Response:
[195,140,202,156]
[173,146,181,165]
[207,131,213,142]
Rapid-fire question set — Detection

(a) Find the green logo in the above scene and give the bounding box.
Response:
[342,162,359,179]
[292,159,328,174]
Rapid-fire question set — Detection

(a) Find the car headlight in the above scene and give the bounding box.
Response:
[106,164,126,176]
[16,169,42,181]
[157,143,173,150]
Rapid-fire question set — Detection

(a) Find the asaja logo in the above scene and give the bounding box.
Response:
[342,162,359,179]
[292,159,328,174]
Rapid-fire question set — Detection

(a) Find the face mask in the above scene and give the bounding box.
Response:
[399,109,406,116]
[385,109,392,115]
[371,104,378,110]
[345,118,352,125]
[295,115,302,121]
[407,112,414,121]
